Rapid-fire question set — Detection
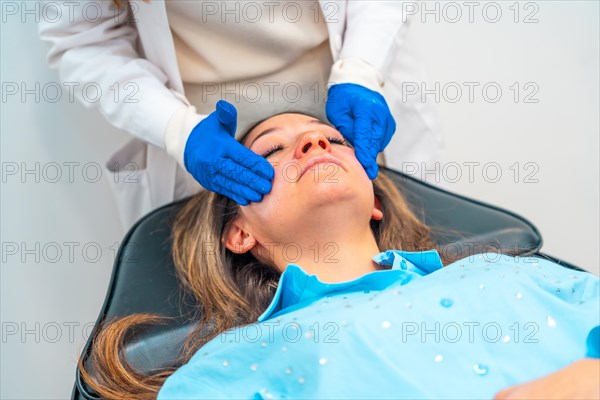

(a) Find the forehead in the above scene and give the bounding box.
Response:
[242,113,328,146]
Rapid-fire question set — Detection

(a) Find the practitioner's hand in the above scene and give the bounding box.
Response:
[493,358,600,400]
[326,83,396,180]
[184,100,274,206]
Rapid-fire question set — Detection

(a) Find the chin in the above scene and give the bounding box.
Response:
[302,175,364,207]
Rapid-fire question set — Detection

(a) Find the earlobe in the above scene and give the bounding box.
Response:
[223,221,257,254]
[372,195,383,221]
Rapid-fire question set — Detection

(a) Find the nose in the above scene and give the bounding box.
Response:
[295,132,332,159]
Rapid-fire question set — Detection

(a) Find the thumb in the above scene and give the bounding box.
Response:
[216,100,238,136]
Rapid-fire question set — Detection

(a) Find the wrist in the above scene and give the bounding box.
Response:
[165,106,205,169]
[327,58,385,94]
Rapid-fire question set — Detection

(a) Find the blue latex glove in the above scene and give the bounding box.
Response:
[326,83,396,179]
[184,100,274,206]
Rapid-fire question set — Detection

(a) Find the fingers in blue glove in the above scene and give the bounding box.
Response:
[325,83,397,154]
[212,166,264,205]
[212,180,252,206]
[228,144,275,182]
[354,147,379,179]
[381,117,396,151]
[219,158,273,196]
[353,114,379,180]
[183,100,277,205]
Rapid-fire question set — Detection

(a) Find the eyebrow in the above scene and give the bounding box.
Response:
[248,119,330,147]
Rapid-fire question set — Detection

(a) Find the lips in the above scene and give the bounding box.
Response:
[300,154,345,178]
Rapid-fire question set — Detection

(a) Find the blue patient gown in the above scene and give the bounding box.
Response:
[158,250,600,399]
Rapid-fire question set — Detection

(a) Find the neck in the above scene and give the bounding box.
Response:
[269,220,383,283]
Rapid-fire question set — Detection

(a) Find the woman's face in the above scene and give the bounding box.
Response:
[224,113,382,263]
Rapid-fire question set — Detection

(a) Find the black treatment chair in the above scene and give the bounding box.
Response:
[72,167,585,399]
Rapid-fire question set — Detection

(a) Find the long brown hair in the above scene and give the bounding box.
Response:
[78,169,457,399]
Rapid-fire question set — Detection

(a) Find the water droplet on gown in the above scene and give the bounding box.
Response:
[222,360,229,367]
[319,357,328,365]
[502,335,511,343]
[440,298,454,308]
[479,284,485,290]
[250,363,258,371]
[473,363,489,375]
[547,315,557,328]
[515,292,523,300]
[381,321,392,329]
[285,368,293,375]
[434,354,443,362]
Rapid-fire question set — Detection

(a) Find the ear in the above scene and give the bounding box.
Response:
[222,219,257,254]
[371,195,383,221]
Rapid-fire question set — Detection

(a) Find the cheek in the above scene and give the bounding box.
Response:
[267,165,298,211]
[340,151,370,179]
[273,159,304,184]
[243,165,289,221]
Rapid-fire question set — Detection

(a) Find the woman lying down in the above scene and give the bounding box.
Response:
[81,111,600,399]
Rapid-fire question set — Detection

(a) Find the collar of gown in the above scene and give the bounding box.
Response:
[257,249,445,322]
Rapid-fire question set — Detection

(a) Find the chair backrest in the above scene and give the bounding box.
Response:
[73,167,544,399]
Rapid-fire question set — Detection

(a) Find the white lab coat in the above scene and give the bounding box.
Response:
[38,0,443,233]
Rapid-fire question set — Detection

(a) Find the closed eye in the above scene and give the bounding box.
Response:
[259,136,349,159]
[328,137,348,146]
[260,144,284,158]
[328,136,354,150]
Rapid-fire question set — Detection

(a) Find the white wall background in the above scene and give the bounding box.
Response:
[405,0,599,273]
[1,1,598,398]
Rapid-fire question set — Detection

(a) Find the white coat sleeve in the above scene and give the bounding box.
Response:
[327,1,406,94]
[37,0,193,151]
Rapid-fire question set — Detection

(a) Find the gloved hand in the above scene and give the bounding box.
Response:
[326,83,396,179]
[184,100,274,206]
